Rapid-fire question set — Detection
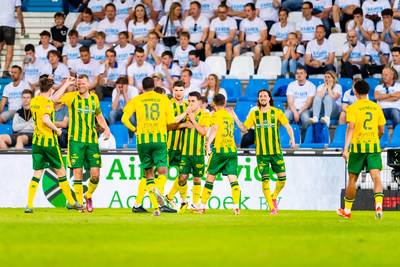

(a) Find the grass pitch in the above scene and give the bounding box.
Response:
[0,209,399,267]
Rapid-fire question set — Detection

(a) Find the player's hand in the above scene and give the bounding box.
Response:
[290,139,296,149]
[206,144,211,156]
[342,149,349,162]
[293,112,300,123]
[55,128,62,136]
[66,76,76,86]
[188,112,195,122]
[103,127,111,140]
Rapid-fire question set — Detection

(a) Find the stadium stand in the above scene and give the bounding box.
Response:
[300,123,330,149]
[110,123,129,149]
[240,79,269,101]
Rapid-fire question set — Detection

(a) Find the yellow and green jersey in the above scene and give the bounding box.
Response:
[347,99,386,153]
[167,99,188,151]
[211,109,237,153]
[124,91,175,145]
[30,95,58,147]
[244,107,288,155]
[182,109,210,156]
[60,91,101,144]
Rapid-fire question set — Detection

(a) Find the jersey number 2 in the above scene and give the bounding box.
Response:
[363,112,373,130]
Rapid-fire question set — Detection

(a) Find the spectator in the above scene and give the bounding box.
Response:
[73,7,98,47]
[346,7,374,44]
[22,44,51,92]
[70,46,100,90]
[264,8,295,56]
[97,3,127,46]
[36,31,57,65]
[51,12,68,54]
[54,101,69,148]
[226,0,250,26]
[305,25,336,75]
[390,46,400,77]
[281,32,305,78]
[128,4,155,47]
[285,66,316,133]
[0,66,30,124]
[155,2,182,51]
[202,74,227,103]
[47,50,69,90]
[332,0,360,33]
[338,79,360,124]
[309,0,333,36]
[90,31,108,64]
[234,2,267,68]
[0,0,25,78]
[127,47,155,91]
[376,8,400,46]
[133,0,162,22]
[88,0,110,20]
[0,89,34,149]
[174,31,195,67]
[394,0,400,20]
[188,0,219,20]
[110,76,138,125]
[181,68,200,98]
[97,49,127,100]
[154,51,181,89]
[256,0,280,31]
[341,29,366,78]
[62,29,82,68]
[364,32,390,77]
[114,31,135,67]
[152,73,170,94]
[309,71,342,126]
[206,4,237,70]
[114,0,134,22]
[374,66,400,127]
[143,31,166,66]
[188,50,210,89]
[296,1,323,44]
[362,0,391,24]
[281,0,302,12]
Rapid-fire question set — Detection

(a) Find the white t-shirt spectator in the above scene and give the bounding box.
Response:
[210,16,237,41]
[2,80,29,110]
[305,38,335,62]
[111,86,139,109]
[114,0,134,21]
[62,43,82,67]
[143,43,166,65]
[342,89,357,105]
[296,16,323,42]
[128,20,154,40]
[256,0,279,22]
[35,44,57,65]
[0,0,21,27]
[309,0,332,13]
[362,0,391,19]
[90,44,108,64]
[70,59,100,84]
[240,17,267,42]
[286,80,317,110]
[97,18,127,45]
[375,82,400,109]
[365,41,390,65]
[270,22,296,42]
[157,15,182,37]
[88,0,111,13]
[394,0,400,10]
[154,63,181,87]
[346,18,375,43]
[114,44,135,67]
[197,0,219,20]
[226,0,254,20]
[316,83,343,106]
[51,63,70,86]
[203,88,227,103]
[76,21,98,38]
[335,0,360,9]
[183,15,210,44]
[174,45,195,67]
[342,41,366,68]
[376,19,400,44]
[190,61,211,89]
[133,0,162,18]
[127,61,155,87]
[99,63,127,83]
[164,0,185,13]
[283,44,306,65]
[184,83,202,98]
[23,61,51,85]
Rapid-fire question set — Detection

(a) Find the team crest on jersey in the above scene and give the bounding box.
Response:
[93,153,100,159]
[277,160,284,165]
[196,164,204,168]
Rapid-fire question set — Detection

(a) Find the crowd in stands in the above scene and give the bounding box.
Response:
[0,0,400,149]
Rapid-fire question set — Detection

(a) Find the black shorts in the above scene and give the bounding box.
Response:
[0,26,16,45]
[10,133,33,147]
[212,44,227,53]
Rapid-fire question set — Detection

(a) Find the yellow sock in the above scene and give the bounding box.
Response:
[344,197,355,213]
[135,177,147,207]
[27,177,41,208]
[262,177,274,210]
[58,176,75,205]
[86,178,99,199]
[73,180,83,205]
[374,192,384,209]
[201,181,214,205]
[167,179,180,200]
[230,181,241,205]
[272,177,286,199]
[155,174,167,195]
[192,182,201,205]
[146,179,159,210]
[179,181,188,202]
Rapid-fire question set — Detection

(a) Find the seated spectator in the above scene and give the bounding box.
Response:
[281,0,302,12]
[296,1,323,44]
[309,71,342,126]
[133,0,162,22]
[364,32,390,77]
[174,31,195,68]
[0,89,34,149]
[154,51,181,90]
[341,29,366,78]
[88,0,110,20]
[128,4,155,47]
[374,66,400,127]
[200,95,209,111]
[97,49,127,99]
[54,102,69,148]
[233,2,267,68]
[256,0,280,32]
[332,0,360,33]
[155,2,182,51]
[390,46,400,77]
[206,4,237,70]
[339,80,360,124]
[305,25,336,75]
[285,66,316,132]
[309,0,333,36]
[36,31,57,65]
[69,46,100,90]
[114,0,134,23]
[188,50,210,89]
[143,31,166,66]
[127,47,155,91]
[62,29,82,68]
[281,32,305,78]
[90,31,108,64]
[377,8,400,46]
[190,0,219,20]
[346,7,374,44]
[47,50,69,90]
[0,66,30,124]
[97,3,127,46]
[73,7,98,47]
[110,77,138,125]
[23,44,51,92]
[152,73,170,94]
[394,0,400,19]
[362,0,391,25]
[264,8,295,56]
[181,68,200,98]
[114,31,135,67]
[51,12,68,53]
[202,74,227,103]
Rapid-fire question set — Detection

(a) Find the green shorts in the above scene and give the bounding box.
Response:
[32,144,63,170]
[168,149,182,167]
[348,152,382,175]
[137,142,168,170]
[179,155,205,177]
[68,140,101,169]
[207,152,238,176]
[257,154,286,176]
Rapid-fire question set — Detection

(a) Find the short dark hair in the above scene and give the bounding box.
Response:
[179,31,190,39]
[78,74,89,80]
[391,46,400,53]
[182,68,192,76]
[279,8,289,16]
[135,47,145,54]
[303,1,313,9]
[381,8,393,17]
[54,12,65,19]
[22,89,33,97]
[200,96,208,104]
[39,75,53,93]
[213,93,226,106]
[105,3,116,10]
[79,46,90,53]
[119,31,129,39]
[24,44,35,52]
[161,50,173,58]
[155,87,166,94]
[106,48,116,56]
[190,1,201,9]
[218,3,228,10]
[188,91,201,99]
[316,24,325,31]
[40,30,51,37]
[258,89,274,107]
[173,80,185,88]
[116,76,128,85]
[11,65,22,72]
[353,7,363,16]
[244,2,256,10]
[296,65,307,73]
[353,80,370,95]
[188,50,200,58]
[142,77,155,91]
[68,29,79,37]
[47,49,61,60]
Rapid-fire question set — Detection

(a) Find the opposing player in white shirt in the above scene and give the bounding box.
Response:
[114,31,135,68]
[62,30,82,69]
[35,31,57,65]
[127,47,155,91]
[97,3,127,46]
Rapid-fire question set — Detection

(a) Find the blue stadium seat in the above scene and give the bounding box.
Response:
[0,124,12,135]
[272,78,293,103]
[100,100,112,121]
[274,101,285,111]
[380,125,389,149]
[128,135,137,149]
[23,0,63,12]
[389,125,400,148]
[110,124,129,149]
[279,124,300,148]
[365,78,380,101]
[234,101,256,121]
[338,78,353,91]
[328,124,347,149]
[308,78,324,88]
[221,79,242,102]
[0,78,11,96]
[300,123,330,149]
[234,126,241,146]
[240,79,269,101]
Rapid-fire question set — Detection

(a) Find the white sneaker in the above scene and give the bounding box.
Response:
[309,117,318,124]
[320,116,330,126]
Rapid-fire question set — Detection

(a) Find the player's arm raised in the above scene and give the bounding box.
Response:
[42,114,62,136]
[51,76,76,102]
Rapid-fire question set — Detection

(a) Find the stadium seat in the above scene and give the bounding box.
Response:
[234,126,242,146]
[380,125,389,149]
[389,125,400,148]
[365,78,380,101]
[0,124,12,135]
[328,33,347,57]
[272,78,294,103]
[0,78,11,96]
[240,79,269,101]
[338,78,353,91]
[23,0,63,12]
[110,124,129,149]
[228,56,254,79]
[220,79,242,102]
[288,11,303,25]
[300,123,330,149]
[255,56,281,79]
[128,135,137,149]
[274,101,285,111]
[100,100,112,121]
[205,56,227,78]
[234,101,256,121]
[280,124,301,148]
[328,124,347,149]
[308,78,324,88]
